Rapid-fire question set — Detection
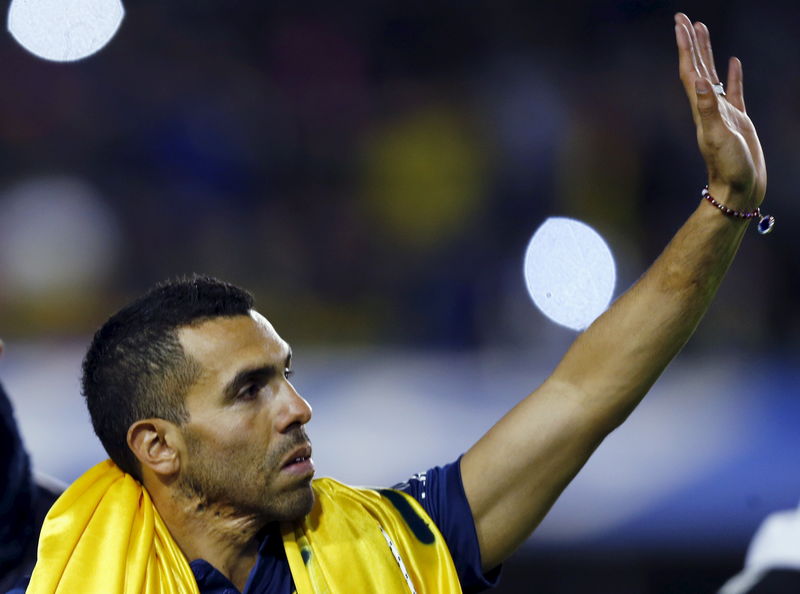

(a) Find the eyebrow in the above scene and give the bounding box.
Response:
[221,349,293,404]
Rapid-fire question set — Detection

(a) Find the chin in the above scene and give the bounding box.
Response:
[271,484,315,523]
[292,485,316,518]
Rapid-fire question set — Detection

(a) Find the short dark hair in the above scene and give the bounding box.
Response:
[82,275,254,481]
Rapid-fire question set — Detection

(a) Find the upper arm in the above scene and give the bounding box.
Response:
[460,377,610,571]
[459,205,741,570]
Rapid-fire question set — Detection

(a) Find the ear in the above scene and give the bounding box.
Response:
[127,418,183,478]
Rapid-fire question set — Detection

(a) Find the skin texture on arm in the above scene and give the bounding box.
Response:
[461,13,767,571]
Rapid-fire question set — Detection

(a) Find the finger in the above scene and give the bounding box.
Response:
[678,13,710,80]
[726,56,746,112]
[694,78,727,147]
[674,22,701,123]
[675,21,699,97]
[675,14,701,84]
[693,22,720,83]
[687,22,711,80]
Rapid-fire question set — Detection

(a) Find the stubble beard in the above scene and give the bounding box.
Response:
[178,427,314,524]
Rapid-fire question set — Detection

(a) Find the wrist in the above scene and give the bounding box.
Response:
[701,185,774,235]
[706,182,755,211]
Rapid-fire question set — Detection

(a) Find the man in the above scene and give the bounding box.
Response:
[18,12,768,594]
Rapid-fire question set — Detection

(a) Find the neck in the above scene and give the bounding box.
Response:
[150,482,266,591]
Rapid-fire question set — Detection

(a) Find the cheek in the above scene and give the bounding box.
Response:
[193,406,267,444]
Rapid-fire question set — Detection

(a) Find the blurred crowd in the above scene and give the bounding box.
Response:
[0,0,797,350]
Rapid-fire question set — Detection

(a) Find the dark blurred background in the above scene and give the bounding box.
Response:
[0,1,798,592]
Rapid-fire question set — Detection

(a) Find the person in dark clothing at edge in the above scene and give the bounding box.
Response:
[4,13,773,594]
[0,341,63,592]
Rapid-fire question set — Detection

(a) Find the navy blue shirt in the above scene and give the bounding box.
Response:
[190,458,500,593]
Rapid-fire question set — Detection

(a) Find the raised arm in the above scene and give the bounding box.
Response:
[461,13,767,571]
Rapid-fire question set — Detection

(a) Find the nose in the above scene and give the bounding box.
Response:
[277,380,312,433]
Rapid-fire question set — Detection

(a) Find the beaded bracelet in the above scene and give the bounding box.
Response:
[701,186,775,235]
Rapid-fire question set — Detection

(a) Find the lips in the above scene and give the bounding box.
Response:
[281,443,313,470]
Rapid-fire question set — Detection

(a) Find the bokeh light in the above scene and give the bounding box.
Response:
[0,175,120,296]
[8,0,124,62]
[523,217,616,331]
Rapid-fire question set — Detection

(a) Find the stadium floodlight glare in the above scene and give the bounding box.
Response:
[523,217,616,331]
[8,0,125,62]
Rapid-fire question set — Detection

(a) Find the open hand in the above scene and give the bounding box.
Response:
[675,13,766,210]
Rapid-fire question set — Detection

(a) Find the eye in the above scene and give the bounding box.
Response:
[284,368,294,380]
[237,383,262,401]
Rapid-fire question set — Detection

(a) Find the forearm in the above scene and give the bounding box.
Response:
[551,188,748,434]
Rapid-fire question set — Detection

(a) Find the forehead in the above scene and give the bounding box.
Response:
[178,311,289,379]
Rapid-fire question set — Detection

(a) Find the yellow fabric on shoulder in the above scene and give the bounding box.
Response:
[26,459,199,594]
[282,477,463,594]
[27,463,462,594]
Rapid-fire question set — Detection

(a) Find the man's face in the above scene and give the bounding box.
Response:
[175,311,314,523]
